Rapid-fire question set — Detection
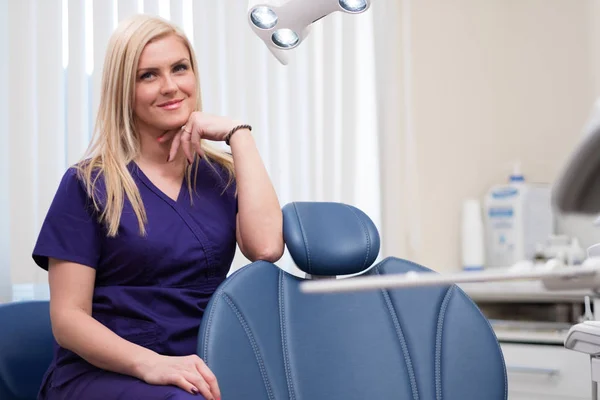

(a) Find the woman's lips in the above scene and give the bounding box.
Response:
[157,99,183,110]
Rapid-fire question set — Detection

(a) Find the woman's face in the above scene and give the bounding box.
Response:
[133,34,197,136]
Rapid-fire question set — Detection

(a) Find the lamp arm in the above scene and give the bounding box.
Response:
[300,258,600,294]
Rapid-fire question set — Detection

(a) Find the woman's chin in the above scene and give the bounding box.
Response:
[156,109,192,129]
[156,119,188,132]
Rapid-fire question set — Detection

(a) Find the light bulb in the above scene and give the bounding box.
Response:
[339,0,368,13]
[272,29,300,49]
[250,6,278,29]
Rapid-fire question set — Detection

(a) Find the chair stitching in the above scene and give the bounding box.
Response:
[455,287,508,400]
[344,205,370,269]
[293,203,312,274]
[435,286,454,400]
[202,261,263,361]
[202,290,222,362]
[279,270,296,400]
[223,294,275,400]
[375,266,419,400]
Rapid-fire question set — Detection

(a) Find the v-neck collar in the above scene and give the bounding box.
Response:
[129,162,187,205]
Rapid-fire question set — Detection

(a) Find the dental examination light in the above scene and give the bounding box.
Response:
[247,0,372,65]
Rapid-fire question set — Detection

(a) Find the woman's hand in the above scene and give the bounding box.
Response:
[160,111,243,163]
[138,353,221,400]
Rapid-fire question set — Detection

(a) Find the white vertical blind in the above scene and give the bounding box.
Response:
[192,3,222,116]
[67,0,91,166]
[1,0,390,297]
[0,0,11,301]
[117,0,139,22]
[8,0,38,291]
[143,0,159,17]
[372,0,408,259]
[311,22,325,202]
[169,0,183,27]
[36,0,65,260]
[92,1,114,120]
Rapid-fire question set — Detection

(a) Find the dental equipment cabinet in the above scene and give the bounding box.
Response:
[461,270,597,400]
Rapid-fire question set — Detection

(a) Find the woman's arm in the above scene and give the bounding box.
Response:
[166,112,284,262]
[47,258,220,399]
[48,258,157,377]
[229,128,284,262]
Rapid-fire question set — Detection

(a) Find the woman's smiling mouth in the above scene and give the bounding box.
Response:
[157,99,184,110]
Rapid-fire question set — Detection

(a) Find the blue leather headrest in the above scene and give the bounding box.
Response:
[282,202,380,276]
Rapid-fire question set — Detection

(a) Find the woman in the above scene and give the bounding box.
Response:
[32,14,284,400]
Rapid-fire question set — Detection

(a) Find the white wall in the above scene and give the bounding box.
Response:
[401,0,599,271]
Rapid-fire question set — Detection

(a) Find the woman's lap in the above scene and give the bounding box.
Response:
[43,370,205,400]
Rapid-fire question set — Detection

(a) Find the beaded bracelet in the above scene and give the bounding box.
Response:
[225,124,252,146]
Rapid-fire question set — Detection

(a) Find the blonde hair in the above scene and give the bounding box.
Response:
[77,14,234,237]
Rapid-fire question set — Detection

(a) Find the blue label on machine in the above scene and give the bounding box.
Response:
[491,188,518,198]
[488,207,514,217]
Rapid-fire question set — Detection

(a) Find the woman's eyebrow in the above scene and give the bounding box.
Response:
[137,58,190,72]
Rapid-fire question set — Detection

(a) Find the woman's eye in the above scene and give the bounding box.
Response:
[173,64,189,73]
[140,72,154,80]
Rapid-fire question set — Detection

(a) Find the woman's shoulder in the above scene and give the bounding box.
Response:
[57,165,88,192]
[58,161,106,200]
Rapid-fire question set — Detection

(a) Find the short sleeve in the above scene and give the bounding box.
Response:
[32,168,102,270]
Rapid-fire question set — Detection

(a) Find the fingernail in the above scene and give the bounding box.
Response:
[191,387,198,395]
[166,155,171,163]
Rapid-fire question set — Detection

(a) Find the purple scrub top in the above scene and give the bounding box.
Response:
[31,159,237,399]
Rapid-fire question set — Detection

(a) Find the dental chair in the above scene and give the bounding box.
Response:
[0,300,54,400]
[198,202,507,399]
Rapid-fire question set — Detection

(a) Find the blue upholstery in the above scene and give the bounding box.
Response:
[0,300,54,400]
[282,202,380,275]
[198,202,507,399]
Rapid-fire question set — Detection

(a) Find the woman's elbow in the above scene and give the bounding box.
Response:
[50,314,70,348]
[250,242,284,263]
[50,307,88,349]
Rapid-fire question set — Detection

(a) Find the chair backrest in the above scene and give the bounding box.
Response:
[198,202,507,399]
[0,300,54,400]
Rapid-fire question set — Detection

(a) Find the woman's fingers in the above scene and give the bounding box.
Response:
[196,358,220,400]
[190,130,205,159]
[188,120,205,159]
[167,130,182,163]
[180,125,194,164]
[182,370,213,400]
[171,374,202,396]
[182,118,205,162]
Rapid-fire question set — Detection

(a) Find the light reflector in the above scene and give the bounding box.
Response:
[250,6,278,29]
[339,0,368,13]
[272,29,300,49]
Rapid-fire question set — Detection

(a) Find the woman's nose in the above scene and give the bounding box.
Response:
[160,75,177,94]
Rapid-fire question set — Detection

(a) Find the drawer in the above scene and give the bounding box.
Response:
[501,343,591,399]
